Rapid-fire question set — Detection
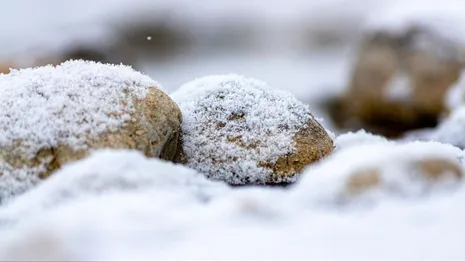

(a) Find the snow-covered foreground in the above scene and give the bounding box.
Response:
[0,136,464,260]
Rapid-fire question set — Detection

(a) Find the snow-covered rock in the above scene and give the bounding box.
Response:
[336,0,465,136]
[172,74,333,185]
[0,60,181,203]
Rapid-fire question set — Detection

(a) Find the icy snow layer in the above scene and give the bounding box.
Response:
[171,74,316,184]
[0,145,464,260]
[0,60,156,202]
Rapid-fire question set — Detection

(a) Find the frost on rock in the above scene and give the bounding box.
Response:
[293,141,464,205]
[0,60,158,203]
[0,149,227,222]
[429,106,465,149]
[171,74,326,185]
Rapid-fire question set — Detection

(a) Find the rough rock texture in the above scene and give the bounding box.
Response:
[172,74,333,185]
[333,29,463,137]
[0,60,182,203]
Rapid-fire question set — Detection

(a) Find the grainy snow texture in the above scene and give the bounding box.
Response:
[171,74,315,184]
[0,147,464,261]
[0,60,157,202]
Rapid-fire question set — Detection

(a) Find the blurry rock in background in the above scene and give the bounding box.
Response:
[328,1,465,137]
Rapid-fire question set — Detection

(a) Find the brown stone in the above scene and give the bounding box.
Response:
[260,119,334,183]
[333,30,463,137]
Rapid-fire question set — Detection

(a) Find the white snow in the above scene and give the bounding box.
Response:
[446,70,465,110]
[334,129,390,151]
[0,150,227,224]
[429,106,465,148]
[0,60,157,202]
[293,141,464,205]
[384,73,413,103]
[171,74,319,184]
[0,145,464,260]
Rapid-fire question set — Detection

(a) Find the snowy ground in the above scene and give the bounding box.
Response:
[0,141,464,260]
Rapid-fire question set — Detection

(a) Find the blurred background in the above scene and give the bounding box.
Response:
[2,0,465,139]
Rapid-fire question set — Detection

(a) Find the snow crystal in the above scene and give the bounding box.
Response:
[293,141,464,205]
[171,74,317,185]
[0,149,227,222]
[429,106,465,148]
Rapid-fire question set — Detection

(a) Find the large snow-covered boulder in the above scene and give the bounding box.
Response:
[293,141,464,205]
[0,60,182,203]
[335,1,465,136]
[171,74,333,185]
